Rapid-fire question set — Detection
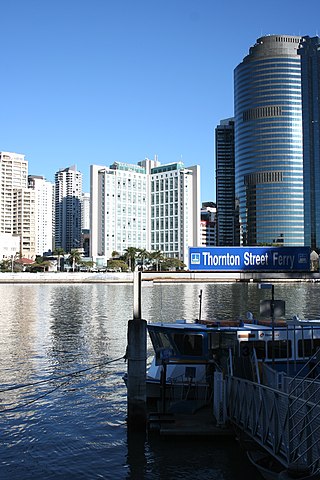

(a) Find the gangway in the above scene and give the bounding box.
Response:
[224,350,320,477]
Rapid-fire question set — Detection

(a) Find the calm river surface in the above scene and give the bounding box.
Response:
[1,281,320,479]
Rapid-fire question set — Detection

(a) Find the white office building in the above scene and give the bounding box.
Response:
[90,161,151,260]
[150,162,200,266]
[90,158,200,267]
[28,175,54,255]
[81,192,90,231]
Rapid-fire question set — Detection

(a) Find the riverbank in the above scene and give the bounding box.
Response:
[0,271,320,283]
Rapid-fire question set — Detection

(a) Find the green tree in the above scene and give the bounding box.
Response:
[161,257,186,271]
[123,247,139,272]
[107,259,129,272]
[28,260,52,272]
[68,249,82,272]
[137,248,149,270]
[0,259,12,272]
[149,250,164,271]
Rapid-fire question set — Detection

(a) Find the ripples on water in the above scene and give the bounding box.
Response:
[1,281,320,479]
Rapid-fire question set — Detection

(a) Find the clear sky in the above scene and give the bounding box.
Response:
[1,0,317,201]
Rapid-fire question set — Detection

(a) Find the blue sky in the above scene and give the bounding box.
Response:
[1,0,317,200]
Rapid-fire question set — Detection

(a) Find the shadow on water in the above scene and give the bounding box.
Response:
[126,430,262,480]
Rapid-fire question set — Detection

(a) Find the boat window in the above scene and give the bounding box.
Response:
[298,338,320,357]
[267,340,292,359]
[219,332,238,349]
[172,333,203,357]
[148,331,172,350]
[239,341,266,359]
[158,332,172,349]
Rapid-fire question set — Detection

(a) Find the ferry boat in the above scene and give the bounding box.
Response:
[145,315,320,404]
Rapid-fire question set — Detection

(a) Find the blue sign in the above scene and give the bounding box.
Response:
[189,247,311,271]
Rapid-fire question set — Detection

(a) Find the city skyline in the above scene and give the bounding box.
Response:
[1,0,317,202]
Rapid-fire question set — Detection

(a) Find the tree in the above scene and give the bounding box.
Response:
[123,247,139,272]
[54,247,65,272]
[0,259,12,272]
[149,250,164,271]
[107,259,129,272]
[28,260,52,272]
[137,248,149,270]
[111,250,120,258]
[68,249,82,272]
[161,257,186,271]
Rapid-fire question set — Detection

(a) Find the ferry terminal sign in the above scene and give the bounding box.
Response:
[189,247,311,272]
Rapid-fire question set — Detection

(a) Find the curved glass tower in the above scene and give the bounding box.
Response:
[234,35,304,246]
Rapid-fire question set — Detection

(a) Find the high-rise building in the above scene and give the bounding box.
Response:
[55,165,82,253]
[28,175,54,255]
[149,162,200,266]
[81,193,90,231]
[200,202,216,246]
[81,192,91,257]
[90,158,200,266]
[299,36,320,250]
[0,151,28,235]
[0,152,36,259]
[215,118,237,246]
[13,188,36,259]
[234,35,304,246]
[90,161,151,260]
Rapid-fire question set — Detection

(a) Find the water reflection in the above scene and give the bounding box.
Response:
[1,281,320,479]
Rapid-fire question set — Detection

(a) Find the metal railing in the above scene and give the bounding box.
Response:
[225,354,320,475]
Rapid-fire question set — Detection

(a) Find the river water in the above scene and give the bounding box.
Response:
[1,281,320,479]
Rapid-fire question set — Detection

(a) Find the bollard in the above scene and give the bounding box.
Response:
[127,271,147,431]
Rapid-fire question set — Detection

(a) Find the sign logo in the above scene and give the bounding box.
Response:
[298,254,308,264]
[190,253,201,264]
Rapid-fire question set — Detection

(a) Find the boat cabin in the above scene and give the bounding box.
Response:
[147,319,320,368]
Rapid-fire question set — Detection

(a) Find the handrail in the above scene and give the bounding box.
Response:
[226,375,320,474]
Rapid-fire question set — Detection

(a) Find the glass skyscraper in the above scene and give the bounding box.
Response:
[215,118,238,245]
[234,35,304,246]
[299,36,320,250]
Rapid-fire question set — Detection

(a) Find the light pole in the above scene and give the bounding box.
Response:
[259,283,275,367]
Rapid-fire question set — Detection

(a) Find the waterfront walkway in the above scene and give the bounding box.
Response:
[0,271,320,284]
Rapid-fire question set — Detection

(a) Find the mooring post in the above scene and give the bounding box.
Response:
[127,270,147,431]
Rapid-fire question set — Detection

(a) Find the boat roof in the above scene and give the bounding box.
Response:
[147,318,320,332]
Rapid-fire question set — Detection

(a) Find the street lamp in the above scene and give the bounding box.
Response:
[259,283,275,367]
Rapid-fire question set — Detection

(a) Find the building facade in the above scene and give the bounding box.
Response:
[0,152,37,258]
[13,188,36,259]
[55,165,82,253]
[90,158,200,267]
[90,161,151,260]
[0,151,28,235]
[215,118,237,246]
[299,36,320,250]
[0,233,20,261]
[200,202,216,246]
[28,175,54,255]
[81,192,90,231]
[150,162,200,266]
[234,35,304,246]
